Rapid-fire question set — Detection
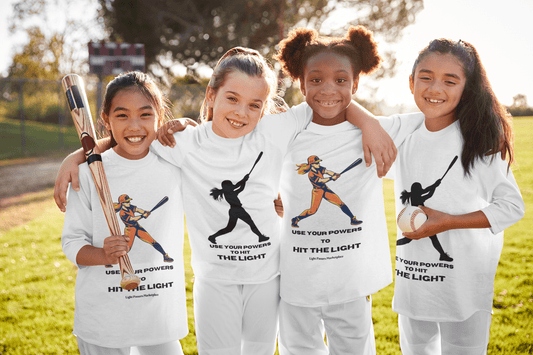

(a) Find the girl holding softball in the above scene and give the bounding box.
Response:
[391,39,525,355]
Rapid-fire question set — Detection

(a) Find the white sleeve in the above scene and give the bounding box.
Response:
[257,102,313,152]
[478,157,525,234]
[61,165,94,267]
[378,112,425,147]
[150,125,198,168]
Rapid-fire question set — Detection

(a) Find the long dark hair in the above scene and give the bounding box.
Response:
[412,39,514,175]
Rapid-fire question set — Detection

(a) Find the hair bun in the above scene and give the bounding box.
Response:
[346,26,381,74]
[274,27,318,80]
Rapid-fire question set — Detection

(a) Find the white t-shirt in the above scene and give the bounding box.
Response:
[279,113,424,306]
[61,149,188,348]
[151,103,313,284]
[391,119,525,322]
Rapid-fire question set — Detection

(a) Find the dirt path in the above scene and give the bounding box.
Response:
[0,157,64,201]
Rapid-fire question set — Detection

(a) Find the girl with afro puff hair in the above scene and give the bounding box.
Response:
[275,26,424,355]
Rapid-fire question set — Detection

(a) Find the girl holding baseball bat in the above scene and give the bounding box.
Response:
[56,49,396,354]
[61,72,192,355]
[272,26,425,355]
[390,39,524,355]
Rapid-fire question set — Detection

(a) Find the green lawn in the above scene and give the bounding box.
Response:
[0,116,80,160]
[0,118,531,354]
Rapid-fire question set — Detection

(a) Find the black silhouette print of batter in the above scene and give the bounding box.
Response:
[396,156,458,262]
[208,152,268,245]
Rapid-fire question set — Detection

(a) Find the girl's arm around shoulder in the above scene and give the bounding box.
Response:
[151,118,199,168]
[155,118,198,148]
[54,137,112,212]
[345,101,398,178]
[378,112,425,147]
[257,102,313,145]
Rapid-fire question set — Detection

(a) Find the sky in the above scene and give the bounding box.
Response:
[1,0,532,108]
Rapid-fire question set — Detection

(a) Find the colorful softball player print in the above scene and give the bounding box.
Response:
[113,194,174,262]
[208,152,268,245]
[396,155,459,262]
[291,155,363,228]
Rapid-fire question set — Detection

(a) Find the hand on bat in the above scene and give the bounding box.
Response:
[102,235,131,265]
[157,118,198,147]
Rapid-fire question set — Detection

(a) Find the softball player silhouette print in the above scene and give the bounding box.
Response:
[395,155,458,262]
[208,151,269,245]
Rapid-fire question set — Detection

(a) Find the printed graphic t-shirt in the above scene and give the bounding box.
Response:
[279,113,424,306]
[151,103,312,284]
[391,120,524,322]
[62,149,188,348]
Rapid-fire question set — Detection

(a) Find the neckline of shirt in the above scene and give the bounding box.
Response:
[106,148,157,168]
[306,121,357,135]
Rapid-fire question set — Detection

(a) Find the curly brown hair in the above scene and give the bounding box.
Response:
[274,26,382,82]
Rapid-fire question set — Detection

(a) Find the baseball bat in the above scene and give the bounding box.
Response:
[62,74,141,291]
[339,158,363,175]
[248,151,263,175]
[149,196,169,213]
[441,155,458,180]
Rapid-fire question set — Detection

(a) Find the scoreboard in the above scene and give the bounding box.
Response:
[89,42,145,76]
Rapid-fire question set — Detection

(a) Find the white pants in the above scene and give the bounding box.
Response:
[279,296,375,355]
[398,311,492,355]
[193,276,280,355]
[77,337,183,355]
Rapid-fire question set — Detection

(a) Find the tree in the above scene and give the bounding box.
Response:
[8,27,63,80]
[99,0,423,80]
[8,0,103,78]
[511,94,527,108]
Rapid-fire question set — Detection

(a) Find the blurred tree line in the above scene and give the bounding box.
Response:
[507,94,533,117]
[3,0,532,123]
[17,0,532,126]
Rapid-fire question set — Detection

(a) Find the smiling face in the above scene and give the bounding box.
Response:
[103,88,158,160]
[410,53,467,131]
[207,70,270,139]
[301,52,358,126]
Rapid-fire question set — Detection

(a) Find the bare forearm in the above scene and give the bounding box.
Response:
[446,210,491,230]
[405,208,492,240]
[345,100,376,128]
[76,245,110,266]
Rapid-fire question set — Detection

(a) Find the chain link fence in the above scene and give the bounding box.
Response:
[0,77,207,159]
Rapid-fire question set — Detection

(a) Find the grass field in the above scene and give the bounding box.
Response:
[0,116,80,160]
[1,118,532,354]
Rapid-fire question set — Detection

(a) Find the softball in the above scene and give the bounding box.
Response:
[397,206,427,233]
[120,274,141,290]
